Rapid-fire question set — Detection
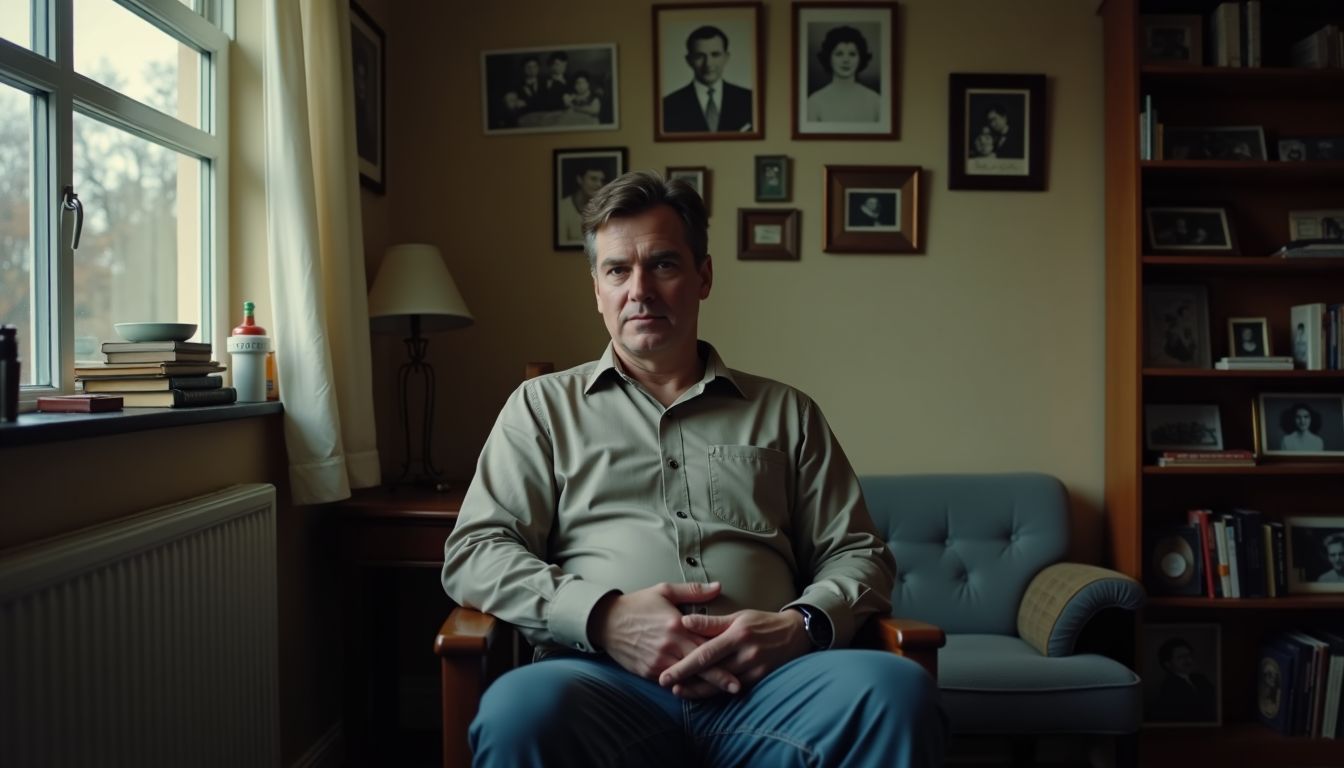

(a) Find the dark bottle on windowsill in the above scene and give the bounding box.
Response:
[0,325,19,422]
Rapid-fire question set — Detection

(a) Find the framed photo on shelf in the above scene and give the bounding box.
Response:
[737,208,800,261]
[653,2,763,141]
[1254,393,1344,458]
[1144,403,1223,451]
[553,147,627,250]
[947,73,1046,191]
[1284,516,1344,593]
[1143,284,1211,369]
[1139,14,1202,65]
[350,2,386,192]
[480,44,619,135]
[1278,136,1344,162]
[666,166,711,214]
[791,2,898,140]
[1227,317,1271,358]
[823,165,922,253]
[1140,623,1221,727]
[1163,126,1267,161]
[1144,206,1237,254]
[754,155,791,202]
[1287,209,1344,241]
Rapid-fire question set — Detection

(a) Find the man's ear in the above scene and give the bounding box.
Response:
[698,255,713,300]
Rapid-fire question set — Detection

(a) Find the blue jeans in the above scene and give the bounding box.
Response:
[470,650,945,767]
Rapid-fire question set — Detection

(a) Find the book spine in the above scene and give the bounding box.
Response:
[1247,1,1261,67]
[1322,656,1343,739]
[1223,518,1242,598]
[1235,512,1265,598]
[1262,524,1276,598]
[173,387,238,407]
[1191,510,1217,598]
[1213,518,1233,598]
[1271,523,1288,597]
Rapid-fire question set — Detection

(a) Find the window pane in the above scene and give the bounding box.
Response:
[75,0,202,128]
[73,112,201,359]
[0,0,32,51]
[0,82,36,384]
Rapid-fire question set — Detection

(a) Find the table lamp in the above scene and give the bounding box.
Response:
[368,243,474,488]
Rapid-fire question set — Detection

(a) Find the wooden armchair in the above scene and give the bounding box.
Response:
[433,607,945,768]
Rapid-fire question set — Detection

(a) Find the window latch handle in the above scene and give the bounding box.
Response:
[62,186,83,250]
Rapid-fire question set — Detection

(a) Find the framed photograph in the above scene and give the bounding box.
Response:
[667,166,711,213]
[738,208,799,261]
[1255,393,1344,458]
[1284,516,1344,593]
[653,2,763,141]
[350,2,385,192]
[791,2,898,140]
[1143,284,1211,368]
[1163,126,1267,161]
[1144,403,1224,451]
[823,165,922,254]
[1227,317,1271,358]
[553,147,627,250]
[754,155,790,202]
[1145,206,1237,253]
[1278,136,1344,162]
[481,44,618,135]
[1140,623,1221,727]
[1140,14,1202,65]
[947,73,1047,191]
[1288,209,1344,241]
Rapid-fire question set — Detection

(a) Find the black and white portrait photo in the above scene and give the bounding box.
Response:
[654,3,762,141]
[1279,136,1342,162]
[1142,284,1210,368]
[1285,517,1344,593]
[553,148,626,250]
[1145,207,1234,252]
[1227,317,1270,358]
[793,3,895,139]
[754,155,790,202]
[948,73,1046,191]
[350,3,384,192]
[1141,15,1201,64]
[481,44,619,135]
[845,189,900,231]
[1256,393,1344,457]
[1141,624,1221,726]
[1144,403,1223,451]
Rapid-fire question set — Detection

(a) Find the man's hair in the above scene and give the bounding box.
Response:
[685,25,729,54]
[1157,637,1192,666]
[1324,532,1344,550]
[548,51,568,64]
[581,171,708,272]
[817,26,873,74]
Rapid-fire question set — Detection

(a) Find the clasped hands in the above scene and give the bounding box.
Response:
[590,581,814,699]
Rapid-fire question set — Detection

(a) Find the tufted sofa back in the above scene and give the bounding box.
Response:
[859,473,1069,636]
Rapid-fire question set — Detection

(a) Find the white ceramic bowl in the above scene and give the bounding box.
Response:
[114,322,199,343]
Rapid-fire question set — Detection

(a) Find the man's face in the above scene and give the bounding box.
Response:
[862,196,879,214]
[549,58,567,78]
[524,60,540,79]
[686,36,729,86]
[987,109,1008,133]
[1327,541,1344,573]
[592,205,712,364]
[1164,645,1195,676]
[577,170,606,197]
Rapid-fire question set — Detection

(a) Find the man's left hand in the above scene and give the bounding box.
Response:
[657,609,813,698]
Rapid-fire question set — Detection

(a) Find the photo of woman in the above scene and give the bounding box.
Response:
[806,26,880,123]
[1257,393,1344,457]
[793,4,895,138]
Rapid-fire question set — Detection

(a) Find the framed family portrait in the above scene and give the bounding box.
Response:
[823,165,922,254]
[1284,516,1344,593]
[947,73,1047,191]
[1288,209,1344,241]
[738,209,800,261]
[1227,317,1270,358]
[553,147,626,251]
[1145,206,1236,254]
[754,155,790,202]
[653,2,763,142]
[1140,15,1202,65]
[791,2,898,140]
[666,166,711,214]
[481,44,619,135]
[1255,393,1344,458]
[1144,403,1223,451]
[350,2,385,192]
[1163,126,1267,161]
[1140,623,1221,727]
[1143,284,1210,369]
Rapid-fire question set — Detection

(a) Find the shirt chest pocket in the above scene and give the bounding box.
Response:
[707,445,789,533]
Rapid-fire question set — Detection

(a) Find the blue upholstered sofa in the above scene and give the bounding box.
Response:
[860,473,1145,766]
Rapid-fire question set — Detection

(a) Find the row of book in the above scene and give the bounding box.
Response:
[1155,449,1255,468]
[1291,302,1344,371]
[1257,628,1344,738]
[1292,23,1344,69]
[1207,2,1262,68]
[1146,509,1285,599]
[75,340,236,407]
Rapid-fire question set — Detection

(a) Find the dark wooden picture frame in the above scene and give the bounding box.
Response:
[947,73,1046,191]
[754,155,790,202]
[666,166,711,214]
[1255,393,1344,458]
[1144,206,1238,254]
[1140,14,1203,65]
[350,1,386,193]
[480,44,620,135]
[738,209,799,261]
[653,2,764,142]
[823,165,922,254]
[1164,126,1267,161]
[1284,516,1344,593]
[553,147,627,251]
[791,2,899,140]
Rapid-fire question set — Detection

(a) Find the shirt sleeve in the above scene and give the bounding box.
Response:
[441,381,612,653]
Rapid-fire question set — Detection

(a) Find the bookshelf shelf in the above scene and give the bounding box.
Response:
[1140,160,1344,184]
[1140,64,1344,97]
[1142,463,1344,475]
[1148,595,1344,609]
[1142,255,1344,272]
[1142,368,1344,379]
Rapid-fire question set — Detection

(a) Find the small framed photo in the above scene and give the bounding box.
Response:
[947,73,1047,191]
[1255,393,1344,458]
[1140,14,1202,65]
[1288,209,1344,241]
[667,166,711,214]
[1144,284,1211,368]
[1163,126,1267,161]
[654,2,763,141]
[480,44,619,135]
[791,2,898,140]
[553,147,627,251]
[1278,136,1344,162]
[1145,206,1236,253]
[350,2,385,193]
[823,165,922,254]
[754,155,791,202]
[737,208,800,261]
[1141,623,1221,727]
[1285,517,1344,593]
[1227,317,1271,358]
[1144,403,1224,451]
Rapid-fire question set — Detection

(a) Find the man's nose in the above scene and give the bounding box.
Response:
[628,267,653,300]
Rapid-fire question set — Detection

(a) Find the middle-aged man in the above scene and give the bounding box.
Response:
[442,171,943,767]
[1318,532,1344,583]
[662,25,754,133]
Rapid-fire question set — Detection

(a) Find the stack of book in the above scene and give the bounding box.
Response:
[1257,628,1344,737]
[1290,23,1344,69]
[1157,449,1256,467]
[76,340,235,407]
[1208,1,1263,68]
[1215,355,1294,370]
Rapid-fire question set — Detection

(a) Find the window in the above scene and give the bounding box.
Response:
[0,0,229,401]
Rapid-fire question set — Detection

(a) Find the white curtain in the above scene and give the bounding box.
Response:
[262,0,381,504]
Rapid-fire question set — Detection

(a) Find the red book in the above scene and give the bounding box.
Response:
[36,394,124,413]
[1186,509,1219,598]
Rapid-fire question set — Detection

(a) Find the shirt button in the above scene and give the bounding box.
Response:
[676,510,688,518]
[668,459,680,469]
[686,556,698,566]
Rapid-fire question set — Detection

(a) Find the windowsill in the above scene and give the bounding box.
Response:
[0,401,283,448]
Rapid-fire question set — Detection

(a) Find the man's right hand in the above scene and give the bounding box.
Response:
[590,581,742,697]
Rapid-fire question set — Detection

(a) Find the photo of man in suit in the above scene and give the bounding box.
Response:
[662,25,754,134]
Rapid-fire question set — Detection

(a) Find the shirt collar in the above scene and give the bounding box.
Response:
[693,80,721,103]
[585,341,745,399]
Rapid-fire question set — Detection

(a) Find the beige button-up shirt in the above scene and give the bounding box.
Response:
[442,342,894,657]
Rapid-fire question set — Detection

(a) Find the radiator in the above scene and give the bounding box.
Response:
[0,484,280,768]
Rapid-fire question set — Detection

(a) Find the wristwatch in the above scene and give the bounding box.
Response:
[788,604,833,650]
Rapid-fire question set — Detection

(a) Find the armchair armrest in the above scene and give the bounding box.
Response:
[854,617,945,680]
[1017,563,1144,657]
[434,607,514,768]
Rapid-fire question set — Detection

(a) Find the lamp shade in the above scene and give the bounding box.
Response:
[368,243,474,334]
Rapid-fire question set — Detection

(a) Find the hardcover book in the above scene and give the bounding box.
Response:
[1257,641,1298,734]
[102,350,214,364]
[118,387,238,408]
[100,340,211,354]
[82,375,224,393]
[35,394,124,413]
[75,362,225,378]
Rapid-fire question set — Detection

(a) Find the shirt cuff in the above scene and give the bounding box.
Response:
[548,579,619,654]
[785,591,853,649]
